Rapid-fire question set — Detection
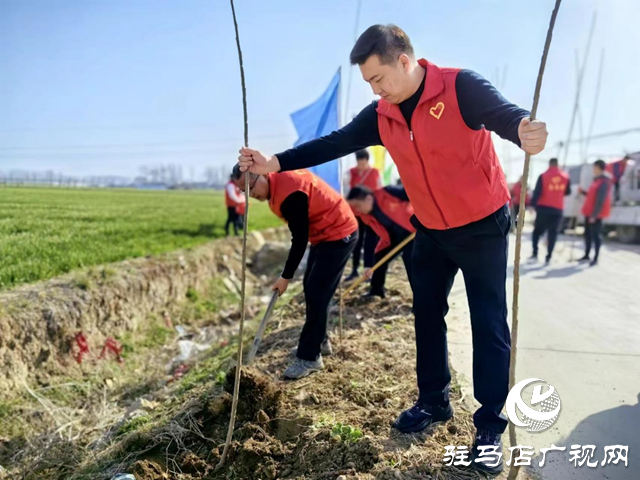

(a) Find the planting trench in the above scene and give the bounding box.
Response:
[0,230,520,479]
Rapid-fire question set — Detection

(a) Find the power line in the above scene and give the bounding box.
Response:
[558,126,640,145]
[0,133,292,152]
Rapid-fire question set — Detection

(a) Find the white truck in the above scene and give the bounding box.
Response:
[562,152,640,243]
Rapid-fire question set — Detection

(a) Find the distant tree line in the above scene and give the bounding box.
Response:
[0,164,231,190]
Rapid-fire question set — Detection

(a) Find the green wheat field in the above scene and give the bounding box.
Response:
[0,187,279,289]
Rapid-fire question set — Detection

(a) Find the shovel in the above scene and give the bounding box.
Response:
[245,289,279,365]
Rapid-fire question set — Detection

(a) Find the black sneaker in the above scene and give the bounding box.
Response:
[393,401,453,433]
[529,253,538,261]
[590,258,598,267]
[545,256,551,265]
[344,271,359,282]
[578,255,590,262]
[362,290,385,300]
[470,429,503,476]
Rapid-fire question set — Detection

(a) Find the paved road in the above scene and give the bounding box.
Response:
[446,230,640,479]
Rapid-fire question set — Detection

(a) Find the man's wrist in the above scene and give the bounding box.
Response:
[269,155,281,173]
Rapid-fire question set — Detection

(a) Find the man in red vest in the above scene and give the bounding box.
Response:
[347,185,415,298]
[346,149,382,281]
[530,158,571,264]
[579,160,613,266]
[231,164,358,379]
[224,174,244,236]
[237,25,548,474]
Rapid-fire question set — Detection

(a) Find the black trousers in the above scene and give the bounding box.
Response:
[370,240,414,295]
[412,204,511,433]
[352,218,377,272]
[297,232,358,361]
[532,208,563,259]
[584,219,603,259]
[225,207,239,236]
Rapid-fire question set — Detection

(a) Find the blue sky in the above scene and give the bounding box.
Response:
[1,0,639,181]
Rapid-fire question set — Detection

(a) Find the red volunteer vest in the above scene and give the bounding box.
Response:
[268,170,357,245]
[536,167,569,209]
[510,182,530,207]
[582,176,612,219]
[349,166,380,190]
[225,181,239,208]
[376,59,510,230]
[358,189,416,253]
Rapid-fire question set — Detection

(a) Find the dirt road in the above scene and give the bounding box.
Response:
[447,231,640,480]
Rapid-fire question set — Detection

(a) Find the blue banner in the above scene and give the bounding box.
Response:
[290,68,341,191]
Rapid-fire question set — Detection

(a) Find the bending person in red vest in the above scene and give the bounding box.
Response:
[236,25,548,474]
[346,149,382,281]
[231,164,358,379]
[530,158,571,264]
[578,159,612,266]
[347,185,415,298]
[225,174,244,236]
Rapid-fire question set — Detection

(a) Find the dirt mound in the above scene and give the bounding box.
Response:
[287,430,380,477]
[131,459,169,479]
[222,367,283,422]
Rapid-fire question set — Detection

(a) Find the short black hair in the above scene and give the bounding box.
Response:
[549,158,559,167]
[232,163,260,186]
[231,163,243,181]
[355,149,370,161]
[594,159,606,171]
[350,24,414,66]
[347,185,374,201]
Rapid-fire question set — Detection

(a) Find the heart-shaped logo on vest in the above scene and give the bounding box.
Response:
[430,102,445,120]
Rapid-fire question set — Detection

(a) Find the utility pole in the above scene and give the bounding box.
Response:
[583,49,605,161]
[562,11,596,167]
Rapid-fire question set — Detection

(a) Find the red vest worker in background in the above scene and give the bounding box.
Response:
[530,158,571,263]
[234,192,246,227]
[346,149,382,281]
[348,151,381,190]
[509,176,531,230]
[224,175,244,236]
[231,165,358,380]
[236,25,548,473]
[579,159,613,266]
[347,185,415,299]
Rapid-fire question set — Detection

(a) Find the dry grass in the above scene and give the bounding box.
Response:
[1,259,520,479]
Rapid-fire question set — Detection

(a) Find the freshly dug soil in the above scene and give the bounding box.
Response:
[2,241,527,479]
[116,265,494,480]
